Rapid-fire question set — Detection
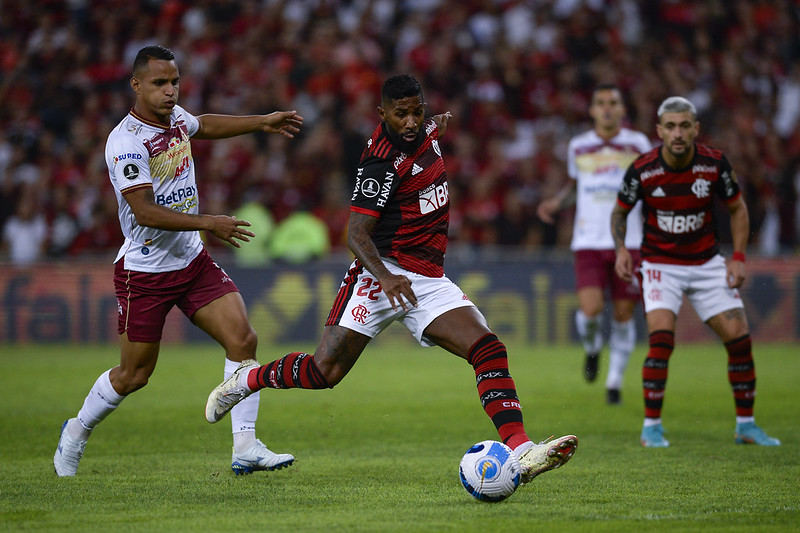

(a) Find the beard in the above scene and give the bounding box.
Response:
[384,123,424,154]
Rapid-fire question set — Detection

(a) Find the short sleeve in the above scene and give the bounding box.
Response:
[566,137,578,180]
[106,133,152,194]
[716,154,741,202]
[350,156,398,217]
[617,163,641,208]
[181,107,200,138]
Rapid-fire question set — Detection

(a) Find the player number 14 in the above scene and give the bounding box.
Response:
[644,269,662,283]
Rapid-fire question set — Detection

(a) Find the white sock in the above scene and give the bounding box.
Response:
[513,441,534,455]
[233,431,257,454]
[575,310,602,354]
[76,369,126,432]
[225,359,260,445]
[643,418,662,428]
[606,319,636,390]
[66,418,91,441]
[224,358,256,391]
[736,416,755,425]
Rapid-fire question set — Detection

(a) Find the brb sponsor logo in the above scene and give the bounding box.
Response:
[656,212,705,234]
[419,181,448,214]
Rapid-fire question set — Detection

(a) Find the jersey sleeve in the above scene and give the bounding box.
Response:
[179,105,200,138]
[716,154,741,202]
[636,131,653,153]
[350,155,399,217]
[617,163,641,209]
[105,132,152,195]
[566,137,578,180]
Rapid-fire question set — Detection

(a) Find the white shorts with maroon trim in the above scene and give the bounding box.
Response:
[326,258,478,346]
[639,254,743,322]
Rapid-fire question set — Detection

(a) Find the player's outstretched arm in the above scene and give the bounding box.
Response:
[536,181,577,224]
[194,111,304,140]
[433,112,452,136]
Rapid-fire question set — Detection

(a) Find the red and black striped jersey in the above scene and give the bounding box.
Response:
[350,118,449,277]
[617,143,741,265]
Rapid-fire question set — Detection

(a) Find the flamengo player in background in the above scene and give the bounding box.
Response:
[612,96,780,447]
[538,84,651,404]
[204,75,577,484]
[53,45,304,477]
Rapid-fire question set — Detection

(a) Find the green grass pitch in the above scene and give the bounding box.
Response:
[1,339,797,532]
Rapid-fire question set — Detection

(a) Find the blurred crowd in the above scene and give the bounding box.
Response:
[1,0,799,265]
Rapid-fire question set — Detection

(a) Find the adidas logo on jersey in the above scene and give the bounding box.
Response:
[652,187,666,197]
[412,163,424,175]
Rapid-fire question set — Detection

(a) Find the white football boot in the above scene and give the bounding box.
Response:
[516,434,578,484]
[231,439,295,475]
[54,419,90,477]
[205,359,259,423]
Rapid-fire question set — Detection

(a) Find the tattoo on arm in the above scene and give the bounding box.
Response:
[347,213,390,278]
[610,207,628,251]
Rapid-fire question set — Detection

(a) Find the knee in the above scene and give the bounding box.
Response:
[579,306,603,319]
[228,327,258,359]
[113,366,151,394]
[613,309,634,323]
[242,326,258,354]
[319,365,342,388]
[311,354,343,388]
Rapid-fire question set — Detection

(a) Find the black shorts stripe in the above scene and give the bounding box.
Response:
[325,262,363,326]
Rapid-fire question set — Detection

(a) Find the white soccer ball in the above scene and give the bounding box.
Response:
[459,440,522,502]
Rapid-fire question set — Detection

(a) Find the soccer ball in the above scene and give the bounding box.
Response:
[459,440,522,502]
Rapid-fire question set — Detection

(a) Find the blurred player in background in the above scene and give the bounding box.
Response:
[54,45,304,476]
[538,84,651,404]
[205,74,578,485]
[612,96,780,447]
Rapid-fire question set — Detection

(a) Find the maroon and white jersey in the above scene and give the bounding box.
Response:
[567,127,651,251]
[105,104,202,272]
[350,118,449,278]
[617,143,741,265]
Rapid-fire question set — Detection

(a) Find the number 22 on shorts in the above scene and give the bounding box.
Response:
[357,277,383,300]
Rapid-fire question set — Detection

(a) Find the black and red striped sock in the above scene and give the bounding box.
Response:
[642,330,674,419]
[725,334,756,417]
[468,333,530,450]
[248,352,330,390]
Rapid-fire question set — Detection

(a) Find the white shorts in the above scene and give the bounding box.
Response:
[327,259,479,346]
[639,255,743,322]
